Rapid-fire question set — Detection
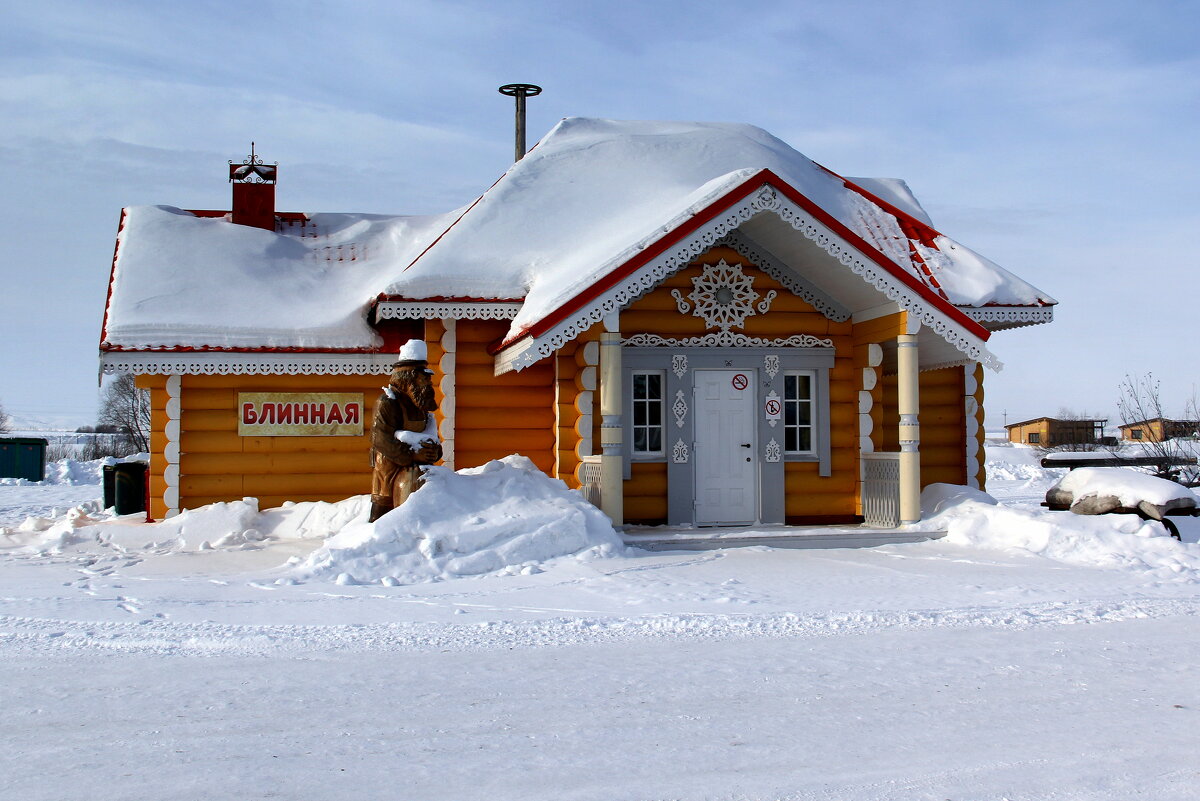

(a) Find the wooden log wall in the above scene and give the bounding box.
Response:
[917,366,968,487]
[135,374,169,520]
[453,319,556,474]
[165,373,384,513]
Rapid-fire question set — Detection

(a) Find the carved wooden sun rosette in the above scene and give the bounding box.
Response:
[671,260,776,331]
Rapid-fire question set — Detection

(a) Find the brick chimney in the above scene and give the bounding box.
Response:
[228,143,277,230]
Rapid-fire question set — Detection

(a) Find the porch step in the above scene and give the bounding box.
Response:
[620,526,945,551]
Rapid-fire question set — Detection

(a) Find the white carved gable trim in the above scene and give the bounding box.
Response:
[376,301,521,321]
[959,306,1054,331]
[101,351,396,376]
[496,183,1001,374]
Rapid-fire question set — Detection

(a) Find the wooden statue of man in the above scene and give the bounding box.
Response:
[369,340,442,522]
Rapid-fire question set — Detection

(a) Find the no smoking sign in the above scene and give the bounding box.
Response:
[731,373,749,391]
[764,390,782,423]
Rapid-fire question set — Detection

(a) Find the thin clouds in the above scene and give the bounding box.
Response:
[1,0,1198,425]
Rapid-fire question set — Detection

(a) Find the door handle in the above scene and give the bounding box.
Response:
[740,443,752,448]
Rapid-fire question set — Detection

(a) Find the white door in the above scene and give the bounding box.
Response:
[694,370,757,525]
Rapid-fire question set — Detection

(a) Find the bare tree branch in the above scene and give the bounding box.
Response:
[97,375,150,455]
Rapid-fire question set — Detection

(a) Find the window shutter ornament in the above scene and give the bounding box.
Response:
[764,354,780,379]
[673,390,688,428]
[672,354,688,378]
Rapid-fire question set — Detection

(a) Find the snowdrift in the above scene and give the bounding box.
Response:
[918,483,1200,580]
[294,455,624,585]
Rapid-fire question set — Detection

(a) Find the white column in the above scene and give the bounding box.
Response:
[897,333,921,524]
[164,374,182,518]
[599,315,623,525]
[438,320,456,471]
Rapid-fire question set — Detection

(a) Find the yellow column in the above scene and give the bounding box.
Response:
[599,317,624,525]
[897,332,921,524]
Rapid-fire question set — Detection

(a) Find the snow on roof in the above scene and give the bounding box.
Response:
[394,118,1054,338]
[102,118,1054,352]
[103,206,457,350]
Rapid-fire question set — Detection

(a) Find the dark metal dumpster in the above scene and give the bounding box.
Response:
[0,438,48,482]
[112,462,148,515]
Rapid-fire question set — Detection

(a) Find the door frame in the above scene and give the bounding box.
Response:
[622,345,835,526]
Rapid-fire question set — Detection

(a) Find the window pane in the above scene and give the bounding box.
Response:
[634,403,646,426]
[785,428,798,452]
[797,429,811,452]
[648,429,661,453]
[633,374,647,398]
[784,375,797,400]
[797,375,811,398]
[648,403,661,425]
[647,374,661,399]
[798,401,811,425]
[634,429,647,452]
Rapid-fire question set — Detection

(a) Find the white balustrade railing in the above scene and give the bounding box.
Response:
[578,455,603,508]
[861,452,901,528]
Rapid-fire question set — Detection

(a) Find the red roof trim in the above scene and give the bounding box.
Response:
[492,169,991,355]
[186,209,310,222]
[373,294,524,304]
[98,208,128,350]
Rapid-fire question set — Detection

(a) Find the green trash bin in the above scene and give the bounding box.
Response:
[102,464,117,509]
[0,438,48,482]
[112,462,148,515]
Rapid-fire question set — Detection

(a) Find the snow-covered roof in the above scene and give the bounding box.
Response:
[101,118,1054,359]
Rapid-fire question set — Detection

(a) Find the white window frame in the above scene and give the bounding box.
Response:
[630,369,667,459]
[782,370,817,456]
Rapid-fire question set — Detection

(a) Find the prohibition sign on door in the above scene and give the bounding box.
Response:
[731,373,749,391]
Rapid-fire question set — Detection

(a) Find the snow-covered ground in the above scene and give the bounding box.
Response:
[2,443,1198,800]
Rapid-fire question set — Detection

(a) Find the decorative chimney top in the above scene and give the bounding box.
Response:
[228,143,277,230]
[498,83,542,163]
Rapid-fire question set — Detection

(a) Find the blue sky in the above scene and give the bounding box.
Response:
[2,0,1198,428]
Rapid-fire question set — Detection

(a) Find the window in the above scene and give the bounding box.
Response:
[1132,429,1143,440]
[783,372,815,454]
[631,371,664,456]
[1027,432,1040,444]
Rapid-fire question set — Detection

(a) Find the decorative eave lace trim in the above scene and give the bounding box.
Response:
[624,332,833,349]
[100,351,396,376]
[376,301,521,321]
[717,231,850,322]
[498,184,1002,373]
[960,306,1054,330]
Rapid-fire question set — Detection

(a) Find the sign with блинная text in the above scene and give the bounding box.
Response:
[238,393,364,437]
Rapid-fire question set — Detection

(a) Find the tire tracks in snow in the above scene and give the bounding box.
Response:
[1,595,1197,658]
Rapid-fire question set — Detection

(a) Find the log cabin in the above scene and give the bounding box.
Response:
[99,119,1055,527]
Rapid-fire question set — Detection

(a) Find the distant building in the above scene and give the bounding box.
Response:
[1119,418,1200,443]
[1006,417,1107,447]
